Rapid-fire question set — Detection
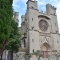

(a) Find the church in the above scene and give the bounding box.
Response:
[14,0,60,60]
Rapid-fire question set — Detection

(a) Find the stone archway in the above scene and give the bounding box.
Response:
[41,43,51,58]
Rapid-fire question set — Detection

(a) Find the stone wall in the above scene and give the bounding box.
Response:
[13,52,25,60]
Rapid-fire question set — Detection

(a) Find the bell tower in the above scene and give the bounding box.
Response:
[27,0,38,10]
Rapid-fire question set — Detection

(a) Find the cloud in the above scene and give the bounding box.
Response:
[20,0,28,3]
[13,0,27,27]
[13,0,20,4]
[18,13,21,27]
[12,0,20,11]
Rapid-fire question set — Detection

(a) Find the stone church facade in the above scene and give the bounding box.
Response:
[14,0,60,60]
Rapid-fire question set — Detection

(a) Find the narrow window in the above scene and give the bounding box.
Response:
[32,39,34,42]
[56,31,58,33]
[25,19,27,21]
[32,18,33,21]
[55,23,56,25]
[33,49,34,53]
[24,40,26,47]
[57,41,58,43]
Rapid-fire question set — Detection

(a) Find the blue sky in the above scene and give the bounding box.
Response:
[13,0,60,32]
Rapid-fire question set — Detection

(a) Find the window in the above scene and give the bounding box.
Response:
[32,18,33,21]
[24,40,26,47]
[25,19,27,21]
[33,49,34,53]
[56,31,58,33]
[57,41,59,43]
[32,39,34,42]
[32,27,34,30]
[31,7,33,8]
[55,23,56,25]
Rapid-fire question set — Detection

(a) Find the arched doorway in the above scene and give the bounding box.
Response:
[41,43,51,58]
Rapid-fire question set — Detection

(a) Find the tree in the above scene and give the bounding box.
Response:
[7,20,21,60]
[0,0,13,60]
[35,50,41,60]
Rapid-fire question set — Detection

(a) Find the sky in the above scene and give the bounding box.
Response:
[12,0,60,32]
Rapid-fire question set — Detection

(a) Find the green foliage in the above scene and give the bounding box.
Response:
[7,38,20,52]
[34,50,41,60]
[0,0,13,49]
[0,0,20,53]
[7,20,21,52]
[26,54,31,58]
